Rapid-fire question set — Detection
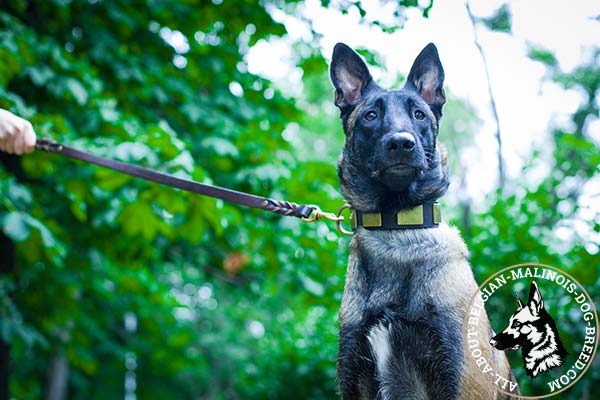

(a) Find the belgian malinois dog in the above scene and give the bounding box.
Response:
[330,43,519,399]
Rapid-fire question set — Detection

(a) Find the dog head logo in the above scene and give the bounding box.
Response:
[489,280,568,378]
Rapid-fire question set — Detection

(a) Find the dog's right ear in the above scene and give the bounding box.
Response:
[330,43,373,110]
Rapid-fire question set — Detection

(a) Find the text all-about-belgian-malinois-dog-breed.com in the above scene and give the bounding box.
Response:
[329,43,520,399]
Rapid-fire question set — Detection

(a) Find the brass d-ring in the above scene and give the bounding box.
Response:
[336,204,354,236]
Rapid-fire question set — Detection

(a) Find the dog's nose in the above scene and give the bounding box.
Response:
[489,338,497,347]
[385,132,415,155]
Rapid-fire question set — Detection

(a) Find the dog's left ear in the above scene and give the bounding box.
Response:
[405,43,446,119]
[527,281,544,316]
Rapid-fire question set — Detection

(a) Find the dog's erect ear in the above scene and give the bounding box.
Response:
[330,43,373,109]
[527,281,544,316]
[405,43,446,118]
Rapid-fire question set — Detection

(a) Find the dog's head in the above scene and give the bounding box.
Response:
[330,43,449,212]
[489,281,545,351]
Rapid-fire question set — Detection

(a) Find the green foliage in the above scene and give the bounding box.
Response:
[0,0,338,398]
[336,0,434,32]
[528,46,559,68]
[479,3,512,33]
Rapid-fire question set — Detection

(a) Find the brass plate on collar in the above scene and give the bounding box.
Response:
[397,205,423,225]
[433,203,441,224]
[362,213,382,227]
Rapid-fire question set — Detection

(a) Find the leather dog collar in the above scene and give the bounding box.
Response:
[350,202,441,231]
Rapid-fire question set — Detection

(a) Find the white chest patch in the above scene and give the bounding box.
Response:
[367,322,393,374]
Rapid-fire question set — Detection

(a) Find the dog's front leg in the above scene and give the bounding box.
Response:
[338,322,377,400]
[338,252,377,399]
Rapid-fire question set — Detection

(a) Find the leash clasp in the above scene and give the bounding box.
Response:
[301,205,344,223]
[302,204,354,236]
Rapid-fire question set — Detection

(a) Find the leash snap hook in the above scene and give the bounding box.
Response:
[301,205,344,223]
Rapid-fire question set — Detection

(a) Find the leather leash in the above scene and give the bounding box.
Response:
[34,138,342,224]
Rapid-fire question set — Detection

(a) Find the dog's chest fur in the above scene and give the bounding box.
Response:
[338,225,486,400]
[342,224,472,321]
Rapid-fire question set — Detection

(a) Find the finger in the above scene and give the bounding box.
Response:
[22,122,37,153]
[13,125,25,155]
[4,131,16,153]
[0,122,8,140]
[3,123,18,153]
[0,121,16,141]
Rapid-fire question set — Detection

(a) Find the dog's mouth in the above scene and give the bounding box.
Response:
[383,163,424,178]
[371,163,424,191]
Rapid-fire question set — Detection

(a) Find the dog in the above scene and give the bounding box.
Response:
[489,281,568,378]
[329,43,519,399]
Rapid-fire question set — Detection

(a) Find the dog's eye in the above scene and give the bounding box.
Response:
[364,110,378,121]
[414,110,425,120]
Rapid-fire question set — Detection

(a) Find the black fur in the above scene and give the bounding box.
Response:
[338,302,464,399]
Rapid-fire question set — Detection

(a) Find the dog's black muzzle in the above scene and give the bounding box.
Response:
[374,131,425,190]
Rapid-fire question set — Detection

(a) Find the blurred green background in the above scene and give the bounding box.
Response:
[0,1,598,399]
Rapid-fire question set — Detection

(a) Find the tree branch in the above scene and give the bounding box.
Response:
[466,2,506,190]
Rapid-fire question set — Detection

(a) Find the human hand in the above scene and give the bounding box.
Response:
[0,108,37,155]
